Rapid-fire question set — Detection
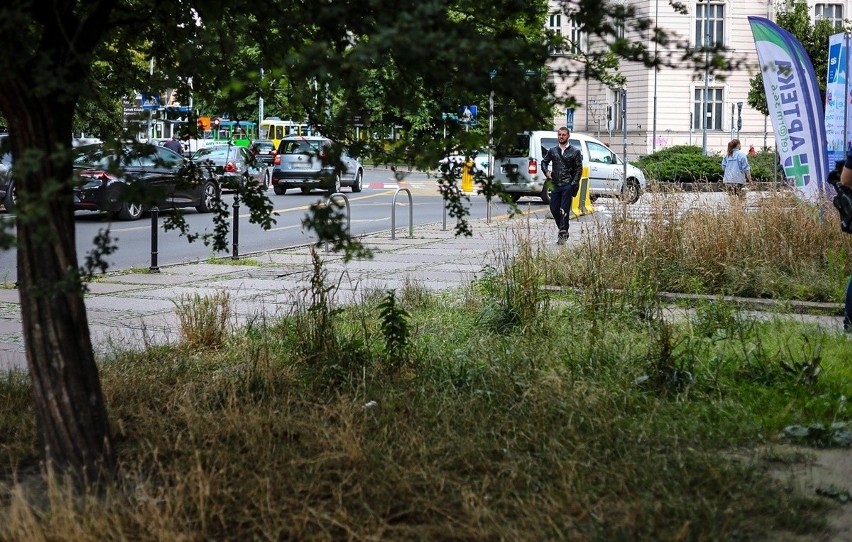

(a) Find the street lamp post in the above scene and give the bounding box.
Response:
[700,0,710,156]
[488,70,495,179]
[258,68,264,130]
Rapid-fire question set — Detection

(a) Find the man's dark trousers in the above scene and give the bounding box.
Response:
[549,181,576,234]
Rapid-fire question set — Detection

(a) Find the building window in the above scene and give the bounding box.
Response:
[693,88,724,130]
[548,12,563,55]
[568,16,587,55]
[815,4,844,28]
[611,89,622,130]
[695,1,725,48]
[615,17,625,41]
[604,17,626,47]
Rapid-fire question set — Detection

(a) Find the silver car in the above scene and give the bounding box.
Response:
[192,144,265,191]
[270,136,363,195]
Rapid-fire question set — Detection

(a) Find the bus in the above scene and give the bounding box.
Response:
[259,118,313,150]
[212,120,257,147]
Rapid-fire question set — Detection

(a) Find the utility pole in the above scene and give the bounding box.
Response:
[488,70,496,179]
[700,0,709,156]
[258,68,264,130]
[146,57,154,141]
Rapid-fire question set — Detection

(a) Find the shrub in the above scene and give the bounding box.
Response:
[635,144,781,183]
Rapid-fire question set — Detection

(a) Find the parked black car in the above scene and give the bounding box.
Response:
[73,144,220,220]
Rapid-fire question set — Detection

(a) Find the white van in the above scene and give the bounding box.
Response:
[492,131,646,204]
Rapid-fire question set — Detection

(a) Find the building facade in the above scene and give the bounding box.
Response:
[546,0,848,159]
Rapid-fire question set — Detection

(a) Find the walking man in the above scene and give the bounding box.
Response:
[163,134,184,155]
[541,127,583,245]
[836,153,852,331]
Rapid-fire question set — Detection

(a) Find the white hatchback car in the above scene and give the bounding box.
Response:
[492,131,646,203]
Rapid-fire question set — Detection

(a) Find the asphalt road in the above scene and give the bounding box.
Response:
[0,168,544,283]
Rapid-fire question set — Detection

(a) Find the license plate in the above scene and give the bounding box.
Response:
[501,165,518,174]
[291,162,311,169]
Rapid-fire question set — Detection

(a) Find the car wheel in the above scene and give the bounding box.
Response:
[300,187,312,194]
[621,179,640,204]
[3,179,16,212]
[509,193,521,203]
[273,185,286,195]
[263,170,271,190]
[195,180,219,213]
[539,186,551,204]
[117,201,144,221]
[450,164,462,179]
[351,170,363,193]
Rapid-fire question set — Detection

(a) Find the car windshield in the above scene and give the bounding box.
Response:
[280,139,323,155]
[254,141,274,151]
[194,147,234,160]
[72,144,107,167]
[499,134,530,157]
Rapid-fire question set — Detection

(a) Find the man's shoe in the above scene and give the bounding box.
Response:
[556,230,568,245]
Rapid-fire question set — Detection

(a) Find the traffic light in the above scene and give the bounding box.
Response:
[736,102,743,131]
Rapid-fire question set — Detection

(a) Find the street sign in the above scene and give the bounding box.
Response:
[566,108,575,130]
[459,105,477,125]
[140,93,160,110]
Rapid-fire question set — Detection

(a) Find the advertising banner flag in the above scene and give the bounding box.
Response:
[749,16,828,201]
[825,32,848,168]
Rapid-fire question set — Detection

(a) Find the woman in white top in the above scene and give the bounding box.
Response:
[721,139,752,197]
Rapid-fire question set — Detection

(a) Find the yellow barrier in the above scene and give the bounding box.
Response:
[461,161,474,194]
[570,166,592,218]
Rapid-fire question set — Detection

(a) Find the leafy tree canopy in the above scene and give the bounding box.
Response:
[747,1,837,116]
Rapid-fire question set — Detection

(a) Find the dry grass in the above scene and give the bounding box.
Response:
[1,191,850,541]
[173,290,233,350]
[551,190,852,301]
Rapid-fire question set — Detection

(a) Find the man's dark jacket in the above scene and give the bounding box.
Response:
[541,144,583,190]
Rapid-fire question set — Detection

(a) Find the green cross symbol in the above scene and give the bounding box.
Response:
[784,155,810,188]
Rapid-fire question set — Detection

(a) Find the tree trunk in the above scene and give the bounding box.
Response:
[7,95,115,483]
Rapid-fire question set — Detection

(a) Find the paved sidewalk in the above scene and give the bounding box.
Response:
[1,193,847,373]
[0,208,559,372]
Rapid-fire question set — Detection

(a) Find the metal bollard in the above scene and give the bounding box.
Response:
[232,192,240,260]
[324,193,350,253]
[442,203,447,231]
[391,187,413,239]
[149,206,160,273]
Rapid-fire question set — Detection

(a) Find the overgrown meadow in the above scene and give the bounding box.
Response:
[0,189,850,541]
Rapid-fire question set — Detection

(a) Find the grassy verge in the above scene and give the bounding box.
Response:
[550,189,852,302]
[0,196,850,540]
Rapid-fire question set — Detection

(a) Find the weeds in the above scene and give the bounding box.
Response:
[547,190,852,302]
[172,290,232,349]
[474,228,548,335]
[377,290,411,374]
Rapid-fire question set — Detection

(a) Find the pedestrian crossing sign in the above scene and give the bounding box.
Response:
[459,105,478,125]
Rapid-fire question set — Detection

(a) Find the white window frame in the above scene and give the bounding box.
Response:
[568,15,587,55]
[548,12,563,55]
[693,87,724,131]
[695,1,725,48]
[815,3,844,28]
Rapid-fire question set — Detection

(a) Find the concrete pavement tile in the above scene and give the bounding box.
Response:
[85,281,160,295]
[0,349,27,373]
[84,296,176,314]
[0,319,22,335]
